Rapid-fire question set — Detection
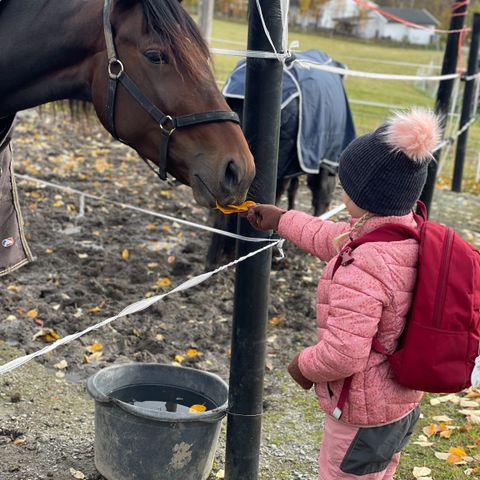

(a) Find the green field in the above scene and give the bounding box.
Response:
[208,18,480,193]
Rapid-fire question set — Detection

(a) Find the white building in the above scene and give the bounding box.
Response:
[317,0,439,46]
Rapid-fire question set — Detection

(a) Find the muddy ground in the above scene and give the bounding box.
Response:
[0,109,479,480]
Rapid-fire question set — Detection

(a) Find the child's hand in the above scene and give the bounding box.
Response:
[245,204,286,231]
[288,353,314,390]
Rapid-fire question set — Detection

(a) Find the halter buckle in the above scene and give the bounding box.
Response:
[108,58,125,79]
[159,116,176,136]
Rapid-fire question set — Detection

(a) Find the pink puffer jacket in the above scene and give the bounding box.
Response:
[278,210,423,426]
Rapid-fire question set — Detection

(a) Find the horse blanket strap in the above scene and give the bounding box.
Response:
[0,117,34,276]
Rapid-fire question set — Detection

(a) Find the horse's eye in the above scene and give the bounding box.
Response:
[144,50,168,64]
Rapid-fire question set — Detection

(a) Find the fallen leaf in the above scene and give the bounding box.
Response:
[53,359,68,370]
[189,404,207,413]
[14,438,26,446]
[432,415,453,422]
[85,342,103,353]
[430,393,460,406]
[146,223,156,230]
[83,351,103,364]
[32,328,61,343]
[26,309,38,318]
[153,277,172,288]
[186,348,201,357]
[69,467,85,479]
[413,466,432,478]
[131,328,141,337]
[215,469,225,479]
[175,355,185,363]
[439,429,453,439]
[269,315,285,326]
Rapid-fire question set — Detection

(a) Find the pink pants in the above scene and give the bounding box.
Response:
[318,416,401,480]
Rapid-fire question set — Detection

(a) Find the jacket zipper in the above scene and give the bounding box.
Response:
[433,228,454,328]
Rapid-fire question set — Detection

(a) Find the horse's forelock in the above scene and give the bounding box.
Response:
[140,0,211,82]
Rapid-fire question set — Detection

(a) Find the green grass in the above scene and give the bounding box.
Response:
[261,368,480,480]
[208,18,480,192]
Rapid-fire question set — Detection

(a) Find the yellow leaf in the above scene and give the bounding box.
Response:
[132,328,141,337]
[122,249,129,260]
[189,404,207,413]
[153,277,172,288]
[440,429,453,439]
[175,355,185,363]
[27,309,38,318]
[85,342,103,353]
[270,315,285,326]
[32,328,61,343]
[7,285,20,292]
[215,200,256,214]
[447,453,464,464]
[83,351,103,364]
[146,223,156,230]
[52,200,64,208]
[423,424,438,438]
[449,446,467,457]
[186,348,201,357]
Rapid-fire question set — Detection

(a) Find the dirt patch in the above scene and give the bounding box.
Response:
[0,108,478,480]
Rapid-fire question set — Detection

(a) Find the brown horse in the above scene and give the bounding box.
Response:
[0,0,255,207]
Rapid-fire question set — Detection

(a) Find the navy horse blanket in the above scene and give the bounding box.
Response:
[222,49,356,178]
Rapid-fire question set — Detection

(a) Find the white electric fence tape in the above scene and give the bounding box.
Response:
[0,177,346,376]
[15,174,276,244]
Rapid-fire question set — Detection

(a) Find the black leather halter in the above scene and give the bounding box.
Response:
[102,0,240,180]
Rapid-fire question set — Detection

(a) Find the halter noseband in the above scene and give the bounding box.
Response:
[102,0,240,180]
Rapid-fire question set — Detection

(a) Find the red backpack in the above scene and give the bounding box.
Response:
[333,202,480,417]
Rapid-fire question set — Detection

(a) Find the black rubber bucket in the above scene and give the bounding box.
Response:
[86,363,228,480]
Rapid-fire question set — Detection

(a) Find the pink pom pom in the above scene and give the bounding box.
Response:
[384,108,441,163]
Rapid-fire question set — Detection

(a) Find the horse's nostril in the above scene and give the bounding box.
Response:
[224,159,241,189]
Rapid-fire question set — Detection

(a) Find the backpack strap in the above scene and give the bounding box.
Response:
[331,209,423,419]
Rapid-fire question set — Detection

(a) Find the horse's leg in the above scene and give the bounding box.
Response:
[206,211,237,268]
[308,167,337,216]
[287,176,299,211]
[276,177,289,206]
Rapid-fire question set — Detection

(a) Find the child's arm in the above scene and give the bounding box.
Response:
[297,248,392,383]
[277,210,350,262]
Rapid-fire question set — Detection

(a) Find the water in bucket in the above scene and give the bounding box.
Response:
[109,384,216,414]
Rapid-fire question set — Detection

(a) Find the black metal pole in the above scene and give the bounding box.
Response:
[452,13,480,192]
[420,0,468,210]
[224,0,284,478]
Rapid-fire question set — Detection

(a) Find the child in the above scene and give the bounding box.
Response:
[246,108,442,479]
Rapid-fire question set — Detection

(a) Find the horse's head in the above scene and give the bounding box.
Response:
[90,0,255,207]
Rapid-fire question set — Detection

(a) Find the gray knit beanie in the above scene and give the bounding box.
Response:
[338,108,442,216]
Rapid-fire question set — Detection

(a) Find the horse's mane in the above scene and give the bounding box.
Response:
[139,0,211,82]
